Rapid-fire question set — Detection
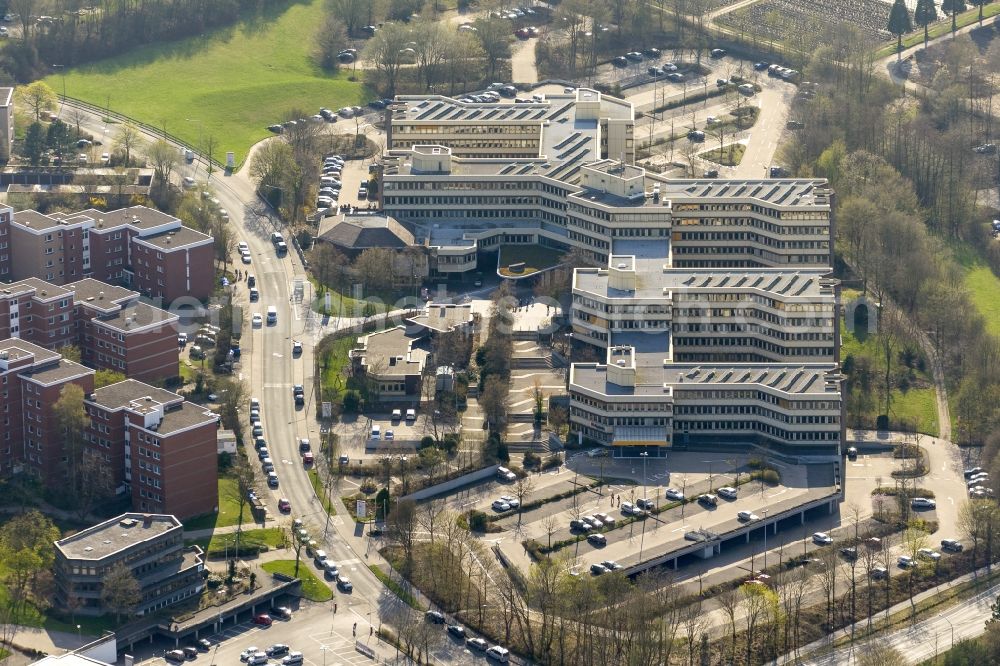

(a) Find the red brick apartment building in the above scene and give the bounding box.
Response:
[0,339,94,480]
[84,379,219,519]
[0,342,218,518]
[1,204,214,302]
[0,277,178,383]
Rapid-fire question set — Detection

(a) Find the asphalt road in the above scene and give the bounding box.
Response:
[798,578,1000,665]
[53,99,478,663]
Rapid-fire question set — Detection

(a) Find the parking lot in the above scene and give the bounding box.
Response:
[480,450,836,577]
[334,411,444,458]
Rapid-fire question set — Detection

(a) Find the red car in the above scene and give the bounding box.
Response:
[252,614,273,626]
[278,498,291,513]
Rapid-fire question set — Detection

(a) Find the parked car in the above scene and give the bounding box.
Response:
[911,497,937,509]
[265,645,289,657]
[717,487,738,500]
[252,614,273,626]
[710,48,727,58]
[590,563,608,575]
[336,574,353,592]
[697,494,718,507]
[665,488,685,501]
[165,651,186,663]
[897,555,916,568]
[870,566,888,580]
[612,56,629,67]
[587,533,607,546]
[812,532,833,545]
[602,559,623,571]
[278,498,291,512]
[839,547,858,560]
[492,499,511,512]
[426,610,446,624]
[272,606,292,619]
[941,539,964,552]
[467,637,489,651]
[847,446,858,460]
[918,548,941,561]
[737,510,759,522]
[485,646,510,663]
[447,624,466,638]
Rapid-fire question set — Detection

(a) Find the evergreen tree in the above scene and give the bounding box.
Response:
[887,0,914,57]
[941,0,968,35]
[914,0,939,47]
[969,0,992,25]
[23,122,45,166]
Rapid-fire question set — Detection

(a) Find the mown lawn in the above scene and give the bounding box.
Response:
[182,477,246,531]
[874,4,1000,59]
[841,322,940,437]
[947,240,1000,340]
[206,527,286,553]
[262,560,332,602]
[699,143,746,166]
[45,0,364,165]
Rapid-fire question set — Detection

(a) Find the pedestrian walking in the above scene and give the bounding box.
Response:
[353,622,357,637]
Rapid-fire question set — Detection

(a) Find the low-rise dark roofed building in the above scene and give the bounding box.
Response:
[317,213,415,254]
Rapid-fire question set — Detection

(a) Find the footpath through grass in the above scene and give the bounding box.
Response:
[262,560,332,602]
[45,0,363,165]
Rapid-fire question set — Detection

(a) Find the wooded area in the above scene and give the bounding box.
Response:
[0,0,299,81]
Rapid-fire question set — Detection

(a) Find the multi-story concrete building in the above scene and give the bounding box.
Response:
[388,89,635,162]
[378,91,842,457]
[3,205,214,302]
[84,380,219,518]
[0,276,178,382]
[568,239,842,455]
[382,150,833,278]
[53,513,205,616]
[0,338,94,479]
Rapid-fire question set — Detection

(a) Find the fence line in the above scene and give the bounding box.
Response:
[58,94,228,171]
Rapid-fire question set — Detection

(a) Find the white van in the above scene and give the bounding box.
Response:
[485,646,510,662]
[371,424,381,440]
[266,306,277,324]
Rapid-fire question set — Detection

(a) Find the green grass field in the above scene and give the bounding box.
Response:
[950,241,1000,341]
[841,322,940,436]
[44,0,364,165]
[875,4,1000,59]
[182,477,246,531]
[262,560,332,602]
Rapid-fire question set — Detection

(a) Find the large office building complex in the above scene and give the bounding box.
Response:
[374,89,843,457]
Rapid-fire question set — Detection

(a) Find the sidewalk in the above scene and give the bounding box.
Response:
[774,563,1000,664]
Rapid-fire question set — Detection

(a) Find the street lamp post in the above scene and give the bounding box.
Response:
[185,117,204,174]
[761,508,770,570]
[52,65,66,119]
[943,616,955,647]
[702,460,715,491]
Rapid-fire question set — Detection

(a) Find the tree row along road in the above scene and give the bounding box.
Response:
[54,98,395,624]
